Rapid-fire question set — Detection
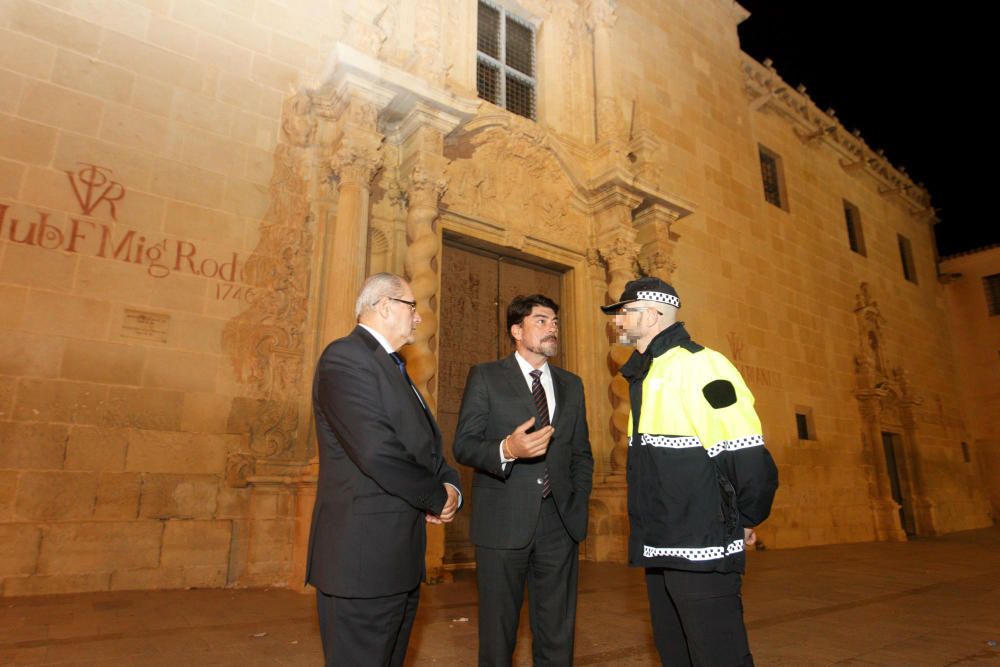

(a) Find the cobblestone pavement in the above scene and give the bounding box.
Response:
[2,527,998,666]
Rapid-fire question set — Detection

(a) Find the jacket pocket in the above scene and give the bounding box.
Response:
[715,467,739,531]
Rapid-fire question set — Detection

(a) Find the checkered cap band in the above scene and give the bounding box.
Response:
[636,290,680,308]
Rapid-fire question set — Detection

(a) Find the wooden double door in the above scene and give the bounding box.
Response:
[437,240,563,567]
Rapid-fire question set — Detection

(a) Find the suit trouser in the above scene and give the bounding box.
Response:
[645,568,754,667]
[315,584,420,667]
[475,496,579,667]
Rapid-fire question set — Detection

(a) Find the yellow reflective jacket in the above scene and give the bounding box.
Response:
[621,323,778,572]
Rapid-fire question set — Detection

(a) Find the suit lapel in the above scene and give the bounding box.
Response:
[550,368,566,429]
[501,355,537,418]
[355,327,441,444]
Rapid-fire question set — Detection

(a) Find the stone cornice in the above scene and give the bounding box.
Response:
[320,43,480,130]
[742,55,934,217]
[458,112,696,223]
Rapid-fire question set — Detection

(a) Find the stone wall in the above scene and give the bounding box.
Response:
[0,0,993,596]
[940,247,1000,517]
[0,0,335,595]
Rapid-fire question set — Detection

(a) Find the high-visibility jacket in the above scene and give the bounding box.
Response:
[622,322,779,572]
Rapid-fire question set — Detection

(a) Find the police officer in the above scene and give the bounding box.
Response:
[603,277,779,667]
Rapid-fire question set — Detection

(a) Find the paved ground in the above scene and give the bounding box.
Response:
[2,527,999,666]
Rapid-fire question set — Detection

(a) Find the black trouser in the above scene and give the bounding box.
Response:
[645,568,754,667]
[475,497,579,667]
[315,584,420,667]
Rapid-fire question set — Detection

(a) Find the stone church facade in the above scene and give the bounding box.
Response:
[0,0,993,595]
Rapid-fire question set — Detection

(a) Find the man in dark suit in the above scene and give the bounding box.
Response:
[454,294,594,667]
[307,272,462,667]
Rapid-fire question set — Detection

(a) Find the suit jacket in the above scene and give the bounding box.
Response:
[306,326,461,598]
[453,354,593,549]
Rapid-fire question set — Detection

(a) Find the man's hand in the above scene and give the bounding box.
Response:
[504,417,554,459]
[744,527,757,546]
[427,484,460,524]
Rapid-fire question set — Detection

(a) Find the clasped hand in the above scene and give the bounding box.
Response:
[426,483,460,524]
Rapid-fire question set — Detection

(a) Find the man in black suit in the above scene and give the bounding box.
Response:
[454,294,593,667]
[307,272,462,667]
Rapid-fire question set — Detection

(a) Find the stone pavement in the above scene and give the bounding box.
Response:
[2,527,998,666]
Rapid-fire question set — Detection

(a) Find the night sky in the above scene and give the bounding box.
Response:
[736,2,992,258]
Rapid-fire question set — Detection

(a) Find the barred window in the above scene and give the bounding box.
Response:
[844,200,866,256]
[984,273,1000,316]
[795,407,815,440]
[897,234,917,283]
[477,1,536,121]
[758,144,787,210]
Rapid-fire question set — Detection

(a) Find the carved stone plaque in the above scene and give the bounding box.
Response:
[120,309,169,343]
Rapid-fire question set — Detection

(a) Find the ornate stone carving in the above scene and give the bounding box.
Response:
[281,92,317,147]
[330,133,384,187]
[226,452,256,488]
[443,125,583,241]
[342,2,389,57]
[223,136,313,459]
[586,0,618,30]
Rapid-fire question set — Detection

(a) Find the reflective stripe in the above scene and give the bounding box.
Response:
[706,434,765,458]
[640,434,702,449]
[643,539,745,561]
[636,290,680,308]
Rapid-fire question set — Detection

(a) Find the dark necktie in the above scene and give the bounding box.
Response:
[390,352,427,410]
[529,369,551,498]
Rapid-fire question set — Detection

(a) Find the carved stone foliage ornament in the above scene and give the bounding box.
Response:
[443,125,584,243]
[223,128,313,460]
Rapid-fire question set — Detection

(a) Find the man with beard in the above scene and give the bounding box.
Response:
[308,272,462,667]
[603,277,778,667]
[454,294,594,666]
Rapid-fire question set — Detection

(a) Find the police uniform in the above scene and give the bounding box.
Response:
[605,279,779,667]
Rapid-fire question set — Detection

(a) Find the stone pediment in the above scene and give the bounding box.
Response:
[442,114,588,248]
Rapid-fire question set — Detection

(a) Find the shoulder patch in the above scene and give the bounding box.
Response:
[679,340,704,353]
[702,379,737,409]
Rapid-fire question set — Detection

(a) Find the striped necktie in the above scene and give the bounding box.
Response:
[529,369,551,498]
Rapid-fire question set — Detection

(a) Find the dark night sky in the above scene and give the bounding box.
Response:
[736,2,992,258]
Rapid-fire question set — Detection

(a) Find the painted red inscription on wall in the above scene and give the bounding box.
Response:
[65,163,125,220]
[0,204,242,281]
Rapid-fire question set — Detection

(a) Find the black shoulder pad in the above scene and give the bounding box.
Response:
[702,379,737,409]
[679,340,704,353]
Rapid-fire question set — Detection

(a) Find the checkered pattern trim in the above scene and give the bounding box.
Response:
[643,539,745,561]
[705,434,765,458]
[636,290,680,308]
[640,434,702,449]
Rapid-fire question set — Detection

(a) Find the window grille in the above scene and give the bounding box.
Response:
[984,273,1000,316]
[897,234,917,283]
[758,145,785,209]
[794,406,815,440]
[844,200,866,256]
[476,1,536,120]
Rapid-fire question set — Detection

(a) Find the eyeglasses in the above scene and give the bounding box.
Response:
[388,297,417,312]
[621,306,663,315]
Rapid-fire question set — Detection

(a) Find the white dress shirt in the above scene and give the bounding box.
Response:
[500,351,556,464]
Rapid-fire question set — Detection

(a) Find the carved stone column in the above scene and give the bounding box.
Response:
[318,85,390,344]
[634,204,679,281]
[592,186,642,477]
[586,0,624,142]
[393,105,460,583]
[396,106,460,414]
